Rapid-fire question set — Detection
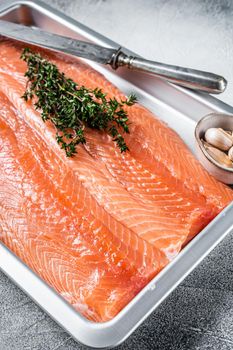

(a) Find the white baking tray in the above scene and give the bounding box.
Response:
[0,1,233,348]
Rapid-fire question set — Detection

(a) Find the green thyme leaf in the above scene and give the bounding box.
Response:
[21,48,137,157]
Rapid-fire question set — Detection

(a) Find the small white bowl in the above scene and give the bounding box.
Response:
[195,113,233,184]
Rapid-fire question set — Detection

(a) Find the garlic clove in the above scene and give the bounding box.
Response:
[228,146,233,161]
[220,128,233,138]
[202,140,233,168]
[204,127,233,151]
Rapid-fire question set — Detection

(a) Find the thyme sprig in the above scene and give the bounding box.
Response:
[21,48,137,157]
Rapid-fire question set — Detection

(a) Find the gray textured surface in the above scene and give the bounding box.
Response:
[1,1,233,349]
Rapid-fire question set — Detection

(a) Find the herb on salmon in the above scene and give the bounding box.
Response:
[21,48,137,157]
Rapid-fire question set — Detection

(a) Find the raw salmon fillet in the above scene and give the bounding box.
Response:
[0,91,166,321]
[0,40,232,321]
